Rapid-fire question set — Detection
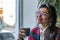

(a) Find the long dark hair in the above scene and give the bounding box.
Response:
[39,3,57,32]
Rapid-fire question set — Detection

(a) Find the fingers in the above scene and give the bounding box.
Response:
[18,28,26,38]
[19,32,26,37]
[20,29,25,33]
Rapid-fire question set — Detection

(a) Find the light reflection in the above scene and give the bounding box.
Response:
[0,8,15,26]
[2,1,15,26]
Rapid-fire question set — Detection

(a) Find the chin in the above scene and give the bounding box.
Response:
[37,21,42,24]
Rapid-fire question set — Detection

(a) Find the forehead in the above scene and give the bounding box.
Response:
[39,7,48,13]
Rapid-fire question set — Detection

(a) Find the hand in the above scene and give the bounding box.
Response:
[18,28,26,40]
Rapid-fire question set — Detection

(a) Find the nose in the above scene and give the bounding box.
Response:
[39,14,45,18]
[38,14,42,18]
[37,15,43,21]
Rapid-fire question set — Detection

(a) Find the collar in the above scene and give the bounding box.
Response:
[37,24,48,33]
[40,26,48,33]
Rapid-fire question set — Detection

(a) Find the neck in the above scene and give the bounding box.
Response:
[39,23,48,30]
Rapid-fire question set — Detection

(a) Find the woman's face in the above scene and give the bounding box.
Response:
[36,7,49,24]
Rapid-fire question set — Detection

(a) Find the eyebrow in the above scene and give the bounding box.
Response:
[36,11,48,14]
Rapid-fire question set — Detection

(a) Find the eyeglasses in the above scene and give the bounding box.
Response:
[36,11,48,18]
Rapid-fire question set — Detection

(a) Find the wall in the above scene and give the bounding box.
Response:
[23,0,38,29]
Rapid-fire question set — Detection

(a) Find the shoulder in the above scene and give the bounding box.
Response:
[31,27,38,33]
[55,27,60,33]
[54,27,60,40]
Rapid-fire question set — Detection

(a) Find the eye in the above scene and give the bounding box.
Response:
[42,13,47,18]
[44,14,46,16]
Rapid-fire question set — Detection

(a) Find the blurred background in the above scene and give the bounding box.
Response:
[0,0,15,40]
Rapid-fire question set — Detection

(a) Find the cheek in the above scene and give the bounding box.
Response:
[41,16,48,22]
[43,16,49,22]
[37,16,43,21]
